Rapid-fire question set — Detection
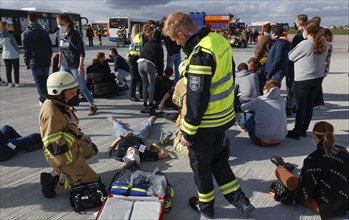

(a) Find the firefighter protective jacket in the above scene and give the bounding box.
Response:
[39,100,87,166]
[181,27,235,142]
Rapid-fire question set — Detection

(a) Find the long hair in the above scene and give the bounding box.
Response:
[313,121,337,156]
[56,12,75,29]
[320,27,333,43]
[304,21,326,54]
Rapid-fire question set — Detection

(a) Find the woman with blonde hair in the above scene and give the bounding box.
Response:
[269,121,349,219]
[287,20,329,140]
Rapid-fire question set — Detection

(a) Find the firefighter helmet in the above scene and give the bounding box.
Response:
[47,71,78,96]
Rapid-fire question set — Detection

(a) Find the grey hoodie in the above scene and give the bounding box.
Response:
[235,69,260,101]
[241,87,287,141]
[0,30,19,59]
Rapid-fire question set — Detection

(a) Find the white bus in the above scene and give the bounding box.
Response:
[0,8,88,46]
[108,17,148,44]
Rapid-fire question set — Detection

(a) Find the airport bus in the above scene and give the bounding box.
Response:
[0,8,88,46]
[91,21,109,37]
[108,17,148,44]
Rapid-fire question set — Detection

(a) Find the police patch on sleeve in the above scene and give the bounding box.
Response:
[189,75,201,92]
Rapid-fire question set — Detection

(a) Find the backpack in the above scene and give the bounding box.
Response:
[69,181,108,212]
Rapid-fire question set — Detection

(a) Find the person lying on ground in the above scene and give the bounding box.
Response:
[0,125,42,162]
[107,115,168,163]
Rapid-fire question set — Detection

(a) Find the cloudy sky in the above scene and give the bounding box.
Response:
[2,0,348,26]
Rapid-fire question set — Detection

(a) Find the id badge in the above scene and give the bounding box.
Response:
[138,144,146,153]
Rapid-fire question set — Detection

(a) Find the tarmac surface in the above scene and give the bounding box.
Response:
[0,35,348,220]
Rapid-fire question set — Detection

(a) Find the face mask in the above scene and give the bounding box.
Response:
[58,25,69,32]
[109,54,113,59]
[123,153,140,164]
[66,95,80,107]
[302,31,307,39]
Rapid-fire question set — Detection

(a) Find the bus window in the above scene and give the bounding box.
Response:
[38,18,49,31]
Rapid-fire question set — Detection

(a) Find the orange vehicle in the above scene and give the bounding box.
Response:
[188,12,245,32]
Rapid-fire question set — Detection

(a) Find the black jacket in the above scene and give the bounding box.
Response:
[164,36,181,56]
[22,23,52,68]
[277,144,349,219]
[139,37,164,76]
[86,61,117,97]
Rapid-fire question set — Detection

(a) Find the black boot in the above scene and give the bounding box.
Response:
[40,172,58,198]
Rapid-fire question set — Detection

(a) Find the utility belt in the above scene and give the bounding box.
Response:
[126,53,139,63]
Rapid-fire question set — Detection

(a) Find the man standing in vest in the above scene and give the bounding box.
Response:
[163,11,254,218]
[39,71,100,198]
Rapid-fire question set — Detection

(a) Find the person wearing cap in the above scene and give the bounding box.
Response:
[107,115,168,163]
[39,71,100,199]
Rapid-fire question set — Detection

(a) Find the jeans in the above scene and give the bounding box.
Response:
[240,113,261,146]
[138,61,157,105]
[31,67,50,103]
[0,125,42,161]
[128,61,143,98]
[60,66,94,104]
[113,119,154,143]
[4,58,20,83]
[293,77,323,133]
[166,53,181,84]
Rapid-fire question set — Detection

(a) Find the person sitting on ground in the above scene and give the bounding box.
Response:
[107,115,168,163]
[106,48,130,89]
[0,125,43,162]
[247,57,266,95]
[234,62,260,111]
[154,67,175,109]
[240,80,287,146]
[268,121,349,219]
[86,52,121,98]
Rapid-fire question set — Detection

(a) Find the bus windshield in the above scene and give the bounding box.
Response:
[109,18,128,29]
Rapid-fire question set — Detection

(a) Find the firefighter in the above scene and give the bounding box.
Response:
[39,71,99,198]
[163,11,254,218]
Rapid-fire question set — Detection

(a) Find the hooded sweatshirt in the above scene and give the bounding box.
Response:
[235,69,260,102]
[0,30,19,59]
[22,23,52,68]
[241,87,287,141]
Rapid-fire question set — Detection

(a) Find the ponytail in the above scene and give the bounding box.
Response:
[304,21,326,55]
[313,121,337,156]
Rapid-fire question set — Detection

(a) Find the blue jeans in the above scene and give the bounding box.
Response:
[240,112,261,146]
[166,53,181,84]
[60,66,94,103]
[0,125,42,161]
[113,119,154,143]
[31,67,50,103]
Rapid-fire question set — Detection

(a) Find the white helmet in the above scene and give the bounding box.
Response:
[47,71,79,96]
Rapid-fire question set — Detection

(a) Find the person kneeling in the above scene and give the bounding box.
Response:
[39,71,101,198]
[240,80,287,146]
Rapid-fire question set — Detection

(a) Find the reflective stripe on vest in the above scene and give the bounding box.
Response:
[219,179,240,195]
[198,190,215,203]
[182,32,235,133]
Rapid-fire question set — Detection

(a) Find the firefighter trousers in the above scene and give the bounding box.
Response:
[188,131,250,213]
[47,142,99,190]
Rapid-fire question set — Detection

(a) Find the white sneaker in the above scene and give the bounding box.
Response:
[39,101,43,106]
[15,83,24,88]
[8,82,15,87]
